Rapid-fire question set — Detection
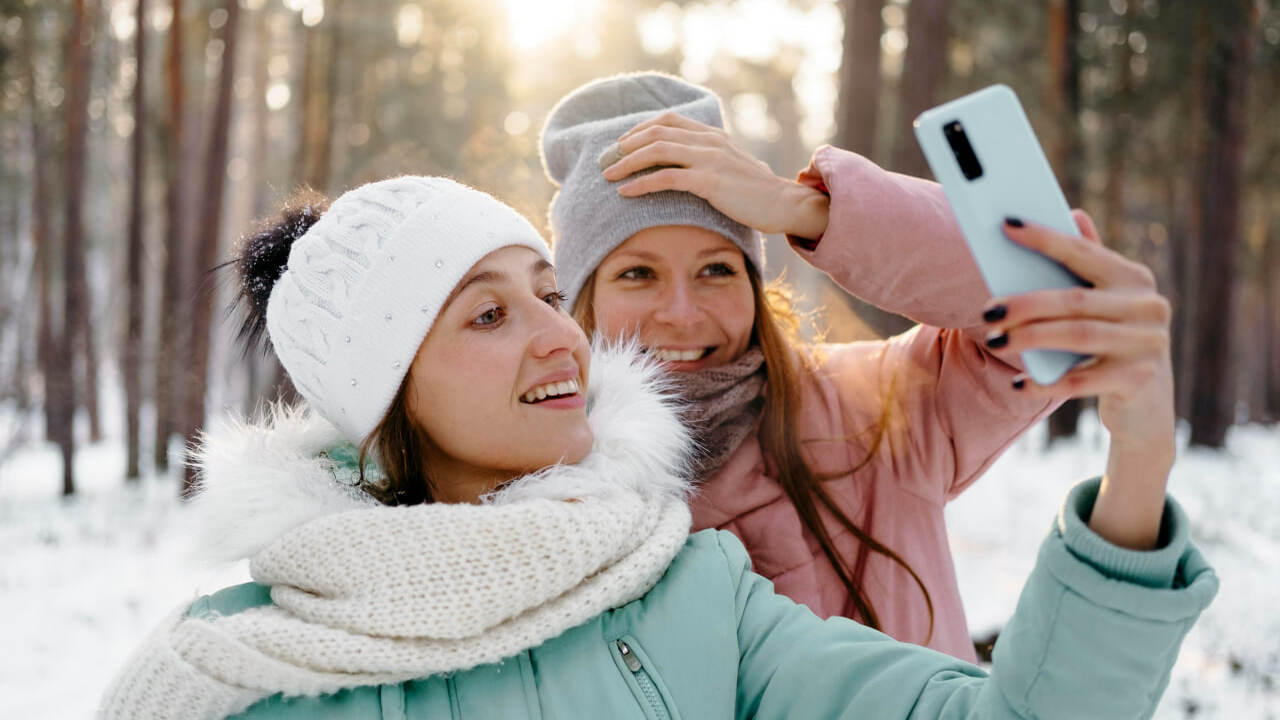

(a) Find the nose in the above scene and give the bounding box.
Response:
[528,298,587,359]
[651,278,702,328]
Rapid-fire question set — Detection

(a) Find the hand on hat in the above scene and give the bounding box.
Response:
[600,112,830,241]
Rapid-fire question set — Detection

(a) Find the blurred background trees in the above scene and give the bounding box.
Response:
[0,0,1276,493]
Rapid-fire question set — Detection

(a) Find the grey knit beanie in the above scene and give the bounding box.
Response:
[540,72,763,311]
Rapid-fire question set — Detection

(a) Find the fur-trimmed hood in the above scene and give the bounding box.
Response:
[188,341,692,562]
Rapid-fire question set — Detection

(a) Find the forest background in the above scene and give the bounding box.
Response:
[0,0,1278,717]
[0,0,1276,492]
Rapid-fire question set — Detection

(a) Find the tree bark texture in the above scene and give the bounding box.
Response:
[153,0,184,472]
[22,7,58,443]
[1188,1,1257,448]
[836,0,885,158]
[55,0,97,494]
[888,0,951,178]
[1101,3,1134,257]
[1045,0,1086,443]
[833,0,914,338]
[182,0,241,493]
[124,0,148,480]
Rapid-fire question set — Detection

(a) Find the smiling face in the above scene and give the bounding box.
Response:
[405,246,593,502]
[589,226,755,371]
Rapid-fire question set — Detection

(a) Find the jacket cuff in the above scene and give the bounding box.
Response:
[1056,477,1186,589]
[786,159,830,252]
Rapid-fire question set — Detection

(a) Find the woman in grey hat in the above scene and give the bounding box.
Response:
[540,72,1181,662]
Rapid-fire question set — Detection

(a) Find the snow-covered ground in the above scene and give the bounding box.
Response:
[1,405,1277,718]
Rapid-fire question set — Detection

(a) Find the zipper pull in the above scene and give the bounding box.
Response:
[616,639,643,672]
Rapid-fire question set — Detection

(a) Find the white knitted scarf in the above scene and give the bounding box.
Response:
[99,343,693,720]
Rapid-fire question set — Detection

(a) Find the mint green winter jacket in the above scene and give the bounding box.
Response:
[196,478,1215,720]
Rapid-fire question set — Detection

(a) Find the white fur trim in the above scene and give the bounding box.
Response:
[187,341,691,559]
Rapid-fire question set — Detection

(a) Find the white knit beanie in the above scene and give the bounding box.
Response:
[540,72,763,311]
[265,176,552,441]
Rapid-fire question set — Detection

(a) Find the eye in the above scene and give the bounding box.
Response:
[700,262,737,277]
[472,304,505,327]
[542,289,568,309]
[618,266,656,281]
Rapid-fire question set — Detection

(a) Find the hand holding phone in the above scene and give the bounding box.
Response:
[914,84,1089,385]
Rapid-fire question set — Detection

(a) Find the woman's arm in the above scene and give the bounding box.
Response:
[987,216,1177,550]
[725,475,1218,719]
[607,115,1177,524]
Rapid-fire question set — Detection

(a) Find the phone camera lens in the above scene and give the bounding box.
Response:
[944,120,984,181]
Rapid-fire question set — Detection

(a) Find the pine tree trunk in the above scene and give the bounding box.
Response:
[71,0,102,441]
[1241,227,1267,423]
[1165,173,1192,420]
[1045,0,1087,443]
[65,0,102,446]
[1188,1,1257,448]
[1101,5,1134,257]
[832,0,913,338]
[294,16,319,189]
[1266,226,1280,421]
[313,0,342,193]
[888,0,950,178]
[22,7,57,443]
[1172,17,1210,423]
[124,0,148,480]
[76,255,102,443]
[181,0,241,493]
[1256,206,1278,422]
[293,1,341,194]
[56,0,97,494]
[836,0,884,157]
[153,0,185,472]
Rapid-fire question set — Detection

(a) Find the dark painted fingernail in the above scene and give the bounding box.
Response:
[1004,216,1024,228]
[985,331,1009,349]
[983,305,1007,323]
[1012,378,1026,390]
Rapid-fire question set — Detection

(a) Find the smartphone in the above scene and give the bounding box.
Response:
[914,84,1089,386]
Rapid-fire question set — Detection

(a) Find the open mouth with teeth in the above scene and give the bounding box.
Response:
[520,378,581,404]
[647,347,715,363]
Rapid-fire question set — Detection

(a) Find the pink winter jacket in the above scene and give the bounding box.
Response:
[688,146,1064,663]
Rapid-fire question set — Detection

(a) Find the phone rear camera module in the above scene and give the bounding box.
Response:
[944,121,984,180]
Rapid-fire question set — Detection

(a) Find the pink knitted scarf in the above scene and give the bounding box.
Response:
[670,347,766,479]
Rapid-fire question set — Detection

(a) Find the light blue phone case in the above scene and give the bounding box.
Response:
[913,84,1089,386]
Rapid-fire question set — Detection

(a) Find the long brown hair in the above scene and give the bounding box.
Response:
[358,373,435,506]
[573,268,934,639]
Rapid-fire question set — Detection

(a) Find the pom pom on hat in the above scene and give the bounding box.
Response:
[231,189,330,357]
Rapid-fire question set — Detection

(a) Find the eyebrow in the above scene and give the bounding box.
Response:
[609,247,741,263]
[444,257,554,307]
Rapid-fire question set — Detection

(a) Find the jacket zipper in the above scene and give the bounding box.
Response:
[614,639,673,720]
